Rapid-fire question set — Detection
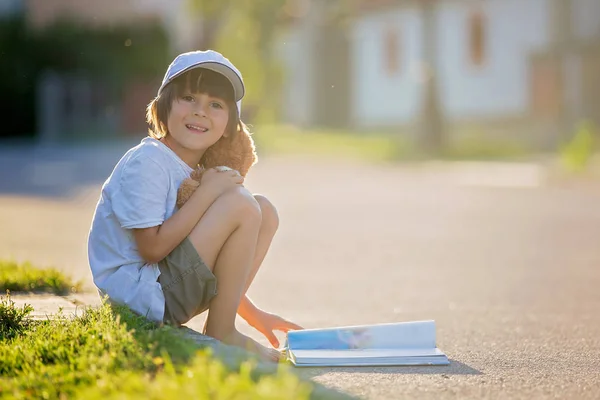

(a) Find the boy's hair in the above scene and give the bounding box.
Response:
[146,68,248,141]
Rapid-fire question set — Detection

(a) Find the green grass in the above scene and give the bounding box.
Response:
[440,134,528,161]
[0,294,315,400]
[252,124,530,163]
[0,294,32,341]
[253,125,410,162]
[0,260,82,295]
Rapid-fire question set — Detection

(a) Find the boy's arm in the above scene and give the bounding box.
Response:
[238,295,259,321]
[133,186,217,264]
[133,167,243,263]
[238,295,303,348]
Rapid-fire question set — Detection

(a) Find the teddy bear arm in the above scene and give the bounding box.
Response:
[176,178,201,209]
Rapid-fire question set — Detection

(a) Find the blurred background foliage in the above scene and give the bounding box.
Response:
[0,0,598,167]
[0,0,308,138]
[0,15,170,139]
[560,120,598,172]
[188,0,309,123]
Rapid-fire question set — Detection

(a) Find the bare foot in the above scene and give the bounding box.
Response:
[224,329,281,363]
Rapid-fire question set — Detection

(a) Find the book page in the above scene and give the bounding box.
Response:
[287,320,436,351]
[292,348,445,360]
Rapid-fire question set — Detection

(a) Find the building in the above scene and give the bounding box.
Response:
[12,0,205,139]
[281,0,600,147]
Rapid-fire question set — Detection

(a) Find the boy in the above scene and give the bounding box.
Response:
[88,50,301,361]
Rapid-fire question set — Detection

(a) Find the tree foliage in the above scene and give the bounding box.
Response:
[0,15,170,138]
[187,0,289,123]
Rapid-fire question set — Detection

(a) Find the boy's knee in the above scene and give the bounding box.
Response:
[254,194,279,232]
[220,187,261,221]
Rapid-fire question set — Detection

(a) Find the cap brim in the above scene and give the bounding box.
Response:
[159,62,245,102]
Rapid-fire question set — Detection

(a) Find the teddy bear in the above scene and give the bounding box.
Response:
[176,126,257,209]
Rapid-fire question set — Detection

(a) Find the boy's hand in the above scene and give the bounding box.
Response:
[248,309,303,348]
[200,167,243,200]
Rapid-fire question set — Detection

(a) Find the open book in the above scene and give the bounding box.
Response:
[283,320,449,367]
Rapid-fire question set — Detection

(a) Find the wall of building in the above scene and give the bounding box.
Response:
[351,7,423,127]
[572,0,600,41]
[278,29,314,127]
[436,0,550,120]
[278,2,328,127]
[349,0,553,127]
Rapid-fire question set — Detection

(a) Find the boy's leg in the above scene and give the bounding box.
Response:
[159,186,258,328]
[199,193,278,332]
[185,187,279,360]
[186,187,259,336]
[242,194,279,294]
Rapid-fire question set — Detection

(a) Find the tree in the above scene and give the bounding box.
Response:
[187,0,289,123]
[416,0,444,155]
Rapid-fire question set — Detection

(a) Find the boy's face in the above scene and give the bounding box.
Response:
[166,89,230,155]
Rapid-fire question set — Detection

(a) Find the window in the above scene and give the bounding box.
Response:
[384,25,401,75]
[468,10,486,67]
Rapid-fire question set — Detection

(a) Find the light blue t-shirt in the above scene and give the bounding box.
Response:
[87,137,193,322]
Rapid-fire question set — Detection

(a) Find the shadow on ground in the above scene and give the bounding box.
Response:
[181,326,480,399]
[294,359,481,379]
[180,326,359,399]
[0,138,141,198]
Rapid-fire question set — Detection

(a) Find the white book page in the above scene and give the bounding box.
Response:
[291,347,444,361]
[287,320,437,350]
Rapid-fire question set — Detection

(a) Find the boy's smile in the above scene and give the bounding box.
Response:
[186,123,209,133]
[164,91,230,167]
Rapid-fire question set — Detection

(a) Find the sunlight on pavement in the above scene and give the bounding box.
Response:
[448,162,546,188]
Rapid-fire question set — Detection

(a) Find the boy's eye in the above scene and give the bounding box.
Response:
[182,95,194,102]
[210,102,223,109]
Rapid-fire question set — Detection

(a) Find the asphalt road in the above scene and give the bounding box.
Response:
[1,142,599,399]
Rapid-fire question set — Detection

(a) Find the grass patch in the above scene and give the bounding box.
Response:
[253,124,410,162]
[0,260,82,295]
[0,293,32,341]
[0,294,317,400]
[441,134,528,160]
[252,124,533,163]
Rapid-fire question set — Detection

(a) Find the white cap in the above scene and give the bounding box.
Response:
[158,50,244,115]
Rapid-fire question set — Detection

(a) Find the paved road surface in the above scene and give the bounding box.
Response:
[1,142,599,399]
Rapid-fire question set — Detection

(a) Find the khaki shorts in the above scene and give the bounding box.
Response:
[157,237,217,326]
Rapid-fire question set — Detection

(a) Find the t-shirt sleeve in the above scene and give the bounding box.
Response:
[112,154,170,229]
